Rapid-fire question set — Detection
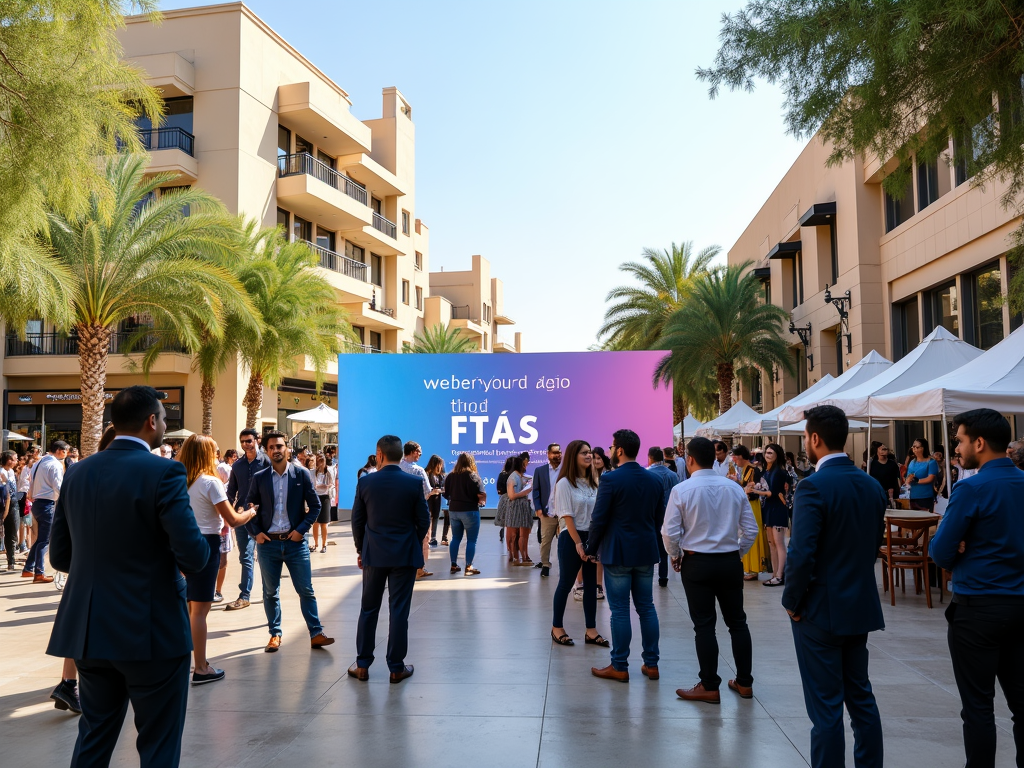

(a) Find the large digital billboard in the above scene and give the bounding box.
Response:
[336,351,673,508]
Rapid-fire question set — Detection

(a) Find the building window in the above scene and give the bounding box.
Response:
[315,226,335,253]
[371,197,383,215]
[277,126,291,158]
[917,158,940,211]
[954,116,992,187]
[415,286,423,310]
[316,150,335,170]
[295,134,313,156]
[414,251,422,270]
[929,282,959,337]
[829,220,839,284]
[161,185,191,217]
[352,325,365,344]
[835,332,844,374]
[483,304,491,323]
[786,251,804,309]
[345,241,365,263]
[371,253,382,287]
[893,297,921,361]
[369,331,382,351]
[750,370,762,408]
[884,171,915,232]
[793,348,807,394]
[401,210,410,235]
[277,207,289,231]
[402,280,410,305]
[292,214,312,243]
[971,263,1005,350]
[483,332,488,350]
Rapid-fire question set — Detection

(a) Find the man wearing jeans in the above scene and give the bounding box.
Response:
[23,439,68,583]
[585,429,663,682]
[225,428,269,611]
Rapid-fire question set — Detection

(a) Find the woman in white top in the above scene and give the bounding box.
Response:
[550,440,608,648]
[18,455,35,551]
[312,453,332,554]
[177,435,257,685]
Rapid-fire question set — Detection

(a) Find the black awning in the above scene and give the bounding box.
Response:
[753,266,771,281]
[767,240,802,260]
[798,201,837,227]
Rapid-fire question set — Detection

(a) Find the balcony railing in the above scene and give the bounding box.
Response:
[372,211,397,239]
[368,303,395,317]
[450,305,473,320]
[278,152,368,205]
[306,241,368,282]
[342,341,382,354]
[137,127,195,157]
[6,332,188,357]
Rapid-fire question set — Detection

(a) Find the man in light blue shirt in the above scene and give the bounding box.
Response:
[399,441,434,579]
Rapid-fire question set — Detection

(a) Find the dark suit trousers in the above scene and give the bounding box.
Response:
[356,565,416,673]
[73,654,190,768]
[946,599,1024,768]
[791,619,882,768]
[680,551,752,690]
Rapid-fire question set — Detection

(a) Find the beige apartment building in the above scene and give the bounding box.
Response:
[426,255,523,353]
[2,2,518,454]
[730,125,1021,454]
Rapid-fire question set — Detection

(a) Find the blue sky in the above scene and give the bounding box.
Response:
[162,0,806,352]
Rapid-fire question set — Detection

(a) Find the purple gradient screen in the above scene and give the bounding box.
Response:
[336,351,673,507]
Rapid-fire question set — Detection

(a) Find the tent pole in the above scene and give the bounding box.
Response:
[941,406,952,509]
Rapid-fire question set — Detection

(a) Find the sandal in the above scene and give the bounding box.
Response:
[441,539,449,546]
[464,565,480,575]
[763,577,784,587]
[743,573,758,581]
[450,564,461,574]
[585,634,610,647]
[551,630,574,646]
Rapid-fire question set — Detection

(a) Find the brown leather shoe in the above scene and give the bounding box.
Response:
[33,574,54,584]
[20,570,33,578]
[310,633,335,649]
[591,664,629,682]
[676,682,721,703]
[728,679,753,698]
[347,663,368,681]
[265,636,282,653]
[641,665,660,680]
[225,598,250,611]
[389,665,414,684]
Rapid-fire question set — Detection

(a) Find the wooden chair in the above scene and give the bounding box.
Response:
[879,517,936,608]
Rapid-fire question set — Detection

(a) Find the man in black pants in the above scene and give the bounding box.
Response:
[933,408,1024,768]
[664,436,758,703]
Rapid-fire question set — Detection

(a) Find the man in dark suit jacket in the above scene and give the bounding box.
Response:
[530,443,562,576]
[783,405,887,768]
[348,434,429,683]
[244,430,333,653]
[46,386,211,768]
[646,446,679,588]
[585,429,663,683]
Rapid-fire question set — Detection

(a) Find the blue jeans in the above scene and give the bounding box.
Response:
[603,563,659,671]
[235,525,256,601]
[24,499,54,575]
[449,510,480,566]
[256,539,322,638]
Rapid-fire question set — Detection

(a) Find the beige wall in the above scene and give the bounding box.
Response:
[428,254,522,352]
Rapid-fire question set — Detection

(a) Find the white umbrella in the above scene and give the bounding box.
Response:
[3,430,31,441]
[163,428,194,440]
[286,403,339,429]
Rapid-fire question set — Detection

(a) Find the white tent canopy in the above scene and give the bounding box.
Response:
[778,350,894,422]
[286,403,339,428]
[3,430,31,441]
[777,418,887,436]
[735,374,835,435]
[820,326,983,418]
[673,414,704,441]
[695,401,761,437]
[869,324,1024,418]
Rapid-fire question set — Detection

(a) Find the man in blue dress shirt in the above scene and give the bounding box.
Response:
[932,408,1024,768]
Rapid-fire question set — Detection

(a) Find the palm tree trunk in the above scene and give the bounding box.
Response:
[200,376,215,436]
[77,323,113,457]
[242,372,263,429]
[716,362,734,414]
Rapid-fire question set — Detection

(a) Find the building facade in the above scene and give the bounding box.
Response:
[729,125,1021,454]
[427,255,523,353]
[2,2,519,454]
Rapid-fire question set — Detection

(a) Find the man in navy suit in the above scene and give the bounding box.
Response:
[531,443,562,577]
[646,446,679,588]
[783,405,887,768]
[244,430,333,653]
[47,386,211,768]
[348,435,429,683]
[586,429,663,682]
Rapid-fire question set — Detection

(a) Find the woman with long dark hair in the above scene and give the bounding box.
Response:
[505,452,534,565]
[357,454,376,479]
[550,440,608,647]
[731,445,767,581]
[443,453,486,575]
[425,454,448,546]
[758,443,790,587]
[592,447,611,477]
[868,441,901,506]
[494,455,516,551]
[906,437,939,512]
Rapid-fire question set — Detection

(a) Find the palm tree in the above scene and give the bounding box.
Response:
[405,323,478,353]
[236,232,355,429]
[599,241,720,350]
[656,261,794,414]
[41,154,250,456]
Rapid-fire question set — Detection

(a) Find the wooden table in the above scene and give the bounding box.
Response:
[885,509,940,521]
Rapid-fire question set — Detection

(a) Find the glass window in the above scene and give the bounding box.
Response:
[292,215,312,243]
[835,332,844,374]
[317,150,335,170]
[277,126,291,158]
[163,97,193,133]
[371,253,382,287]
[352,325,365,344]
[750,370,762,407]
[371,197,383,215]
[897,297,920,360]
[414,251,422,270]
[829,220,839,284]
[277,207,289,230]
[884,170,915,232]
[369,331,382,351]
[794,349,807,394]
[295,135,313,156]
[315,226,335,253]
[402,280,410,305]
[345,241,365,264]
[930,282,959,337]
[972,264,1005,350]
[401,210,410,235]
[415,286,423,310]
[917,158,940,211]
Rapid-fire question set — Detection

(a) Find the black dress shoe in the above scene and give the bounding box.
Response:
[659,578,669,587]
[534,561,543,568]
[389,665,414,684]
[50,681,82,714]
[541,566,550,577]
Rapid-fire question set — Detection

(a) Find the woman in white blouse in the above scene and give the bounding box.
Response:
[550,440,608,647]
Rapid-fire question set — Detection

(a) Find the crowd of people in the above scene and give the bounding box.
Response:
[7,384,1022,768]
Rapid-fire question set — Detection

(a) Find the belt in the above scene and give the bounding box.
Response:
[683,550,740,557]
[951,593,1024,606]
[264,532,294,541]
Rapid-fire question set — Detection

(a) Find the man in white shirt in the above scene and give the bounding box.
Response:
[399,441,434,579]
[23,439,69,582]
[663,436,757,705]
[712,441,734,478]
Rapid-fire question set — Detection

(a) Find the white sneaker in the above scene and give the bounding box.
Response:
[596,586,605,600]
[572,585,583,601]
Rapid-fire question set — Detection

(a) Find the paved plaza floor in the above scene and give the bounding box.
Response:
[0,523,1016,767]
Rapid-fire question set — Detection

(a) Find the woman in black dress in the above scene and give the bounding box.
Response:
[867,441,901,506]
[759,443,790,587]
[425,455,448,546]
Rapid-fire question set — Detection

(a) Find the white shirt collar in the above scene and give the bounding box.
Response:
[814,452,846,470]
[113,435,152,451]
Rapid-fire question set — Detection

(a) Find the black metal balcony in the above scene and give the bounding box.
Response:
[278,152,368,206]
[342,341,382,354]
[450,305,473,320]
[6,332,188,357]
[372,211,397,239]
[305,241,368,282]
[137,127,195,157]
